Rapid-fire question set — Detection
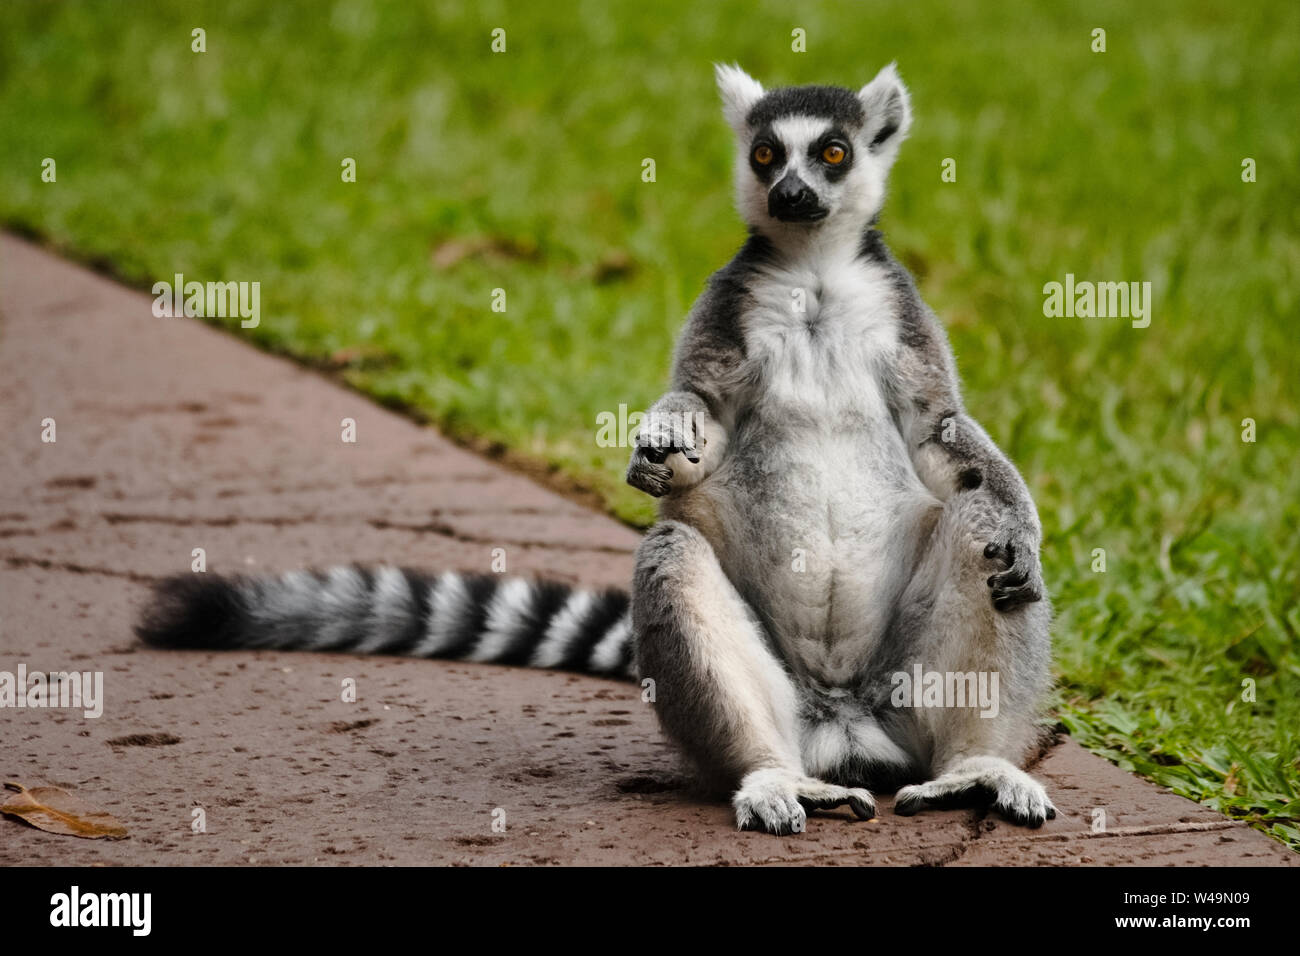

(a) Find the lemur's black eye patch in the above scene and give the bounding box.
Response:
[808,130,853,179]
[748,129,785,183]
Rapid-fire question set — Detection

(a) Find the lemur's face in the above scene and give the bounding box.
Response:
[715,64,912,237]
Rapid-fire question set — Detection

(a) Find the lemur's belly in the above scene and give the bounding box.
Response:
[678,411,939,686]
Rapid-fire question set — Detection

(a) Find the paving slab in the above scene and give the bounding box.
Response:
[0,233,1293,866]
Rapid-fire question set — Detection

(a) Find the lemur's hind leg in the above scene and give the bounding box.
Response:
[890,494,1057,826]
[633,520,874,834]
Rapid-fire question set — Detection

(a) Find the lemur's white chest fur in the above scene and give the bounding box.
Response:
[741,252,899,417]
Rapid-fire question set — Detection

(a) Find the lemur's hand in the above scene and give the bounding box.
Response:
[626,396,714,498]
[626,452,675,498]
[983,533,1044,612]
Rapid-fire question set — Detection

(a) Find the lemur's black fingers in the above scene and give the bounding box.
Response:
[639,442,699,464]
[892,791,927,816]
[847,793,876,820]
[992,590,1030,611]
[988,566,1030,589]
[999,804,1049,828]
[992,583,1043,612]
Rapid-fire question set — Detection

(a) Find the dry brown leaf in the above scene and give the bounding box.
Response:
[430,235,539,270]
[590,250,636,285]
[1,781,128,839]
[1223,764,1240,797]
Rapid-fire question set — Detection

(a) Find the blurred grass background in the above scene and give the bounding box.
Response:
[1,0,1297,848]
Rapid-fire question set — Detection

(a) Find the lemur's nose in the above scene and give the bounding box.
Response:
[768,174,824,222]
[770,175,814,208]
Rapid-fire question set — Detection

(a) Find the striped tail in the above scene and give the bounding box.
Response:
[135,566,636,680]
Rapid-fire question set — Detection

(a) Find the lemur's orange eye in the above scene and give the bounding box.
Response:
[753,145,774,165]
[822,144,846,165]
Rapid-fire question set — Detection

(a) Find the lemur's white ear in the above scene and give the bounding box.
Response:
[858,62,912,152]
[714,63,765,132]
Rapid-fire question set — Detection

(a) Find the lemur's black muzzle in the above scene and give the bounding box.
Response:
[768,174,827,222]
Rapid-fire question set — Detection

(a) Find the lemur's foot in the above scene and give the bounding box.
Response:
[733,768,875,835]
[983,539,1044,611]
[894,757,1056,827]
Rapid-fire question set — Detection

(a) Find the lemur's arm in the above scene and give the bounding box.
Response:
[887,279,1044,611]
[626,273,744,498]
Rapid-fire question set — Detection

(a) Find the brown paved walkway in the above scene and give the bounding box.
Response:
[1,233,1293,865]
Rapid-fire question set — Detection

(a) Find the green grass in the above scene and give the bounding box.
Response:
[2,0,1298,850]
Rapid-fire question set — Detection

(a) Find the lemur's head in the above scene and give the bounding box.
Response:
[714,63,912,238]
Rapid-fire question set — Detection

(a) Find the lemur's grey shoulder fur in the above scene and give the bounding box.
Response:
[668,231,773,414]
[857,226,960,395]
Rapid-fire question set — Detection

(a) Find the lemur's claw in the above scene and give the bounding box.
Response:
[984,539,1043,611]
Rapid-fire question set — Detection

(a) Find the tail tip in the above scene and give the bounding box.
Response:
[135,573,249,649]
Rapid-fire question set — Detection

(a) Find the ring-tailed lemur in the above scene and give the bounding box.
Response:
[137,63,1055,835]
